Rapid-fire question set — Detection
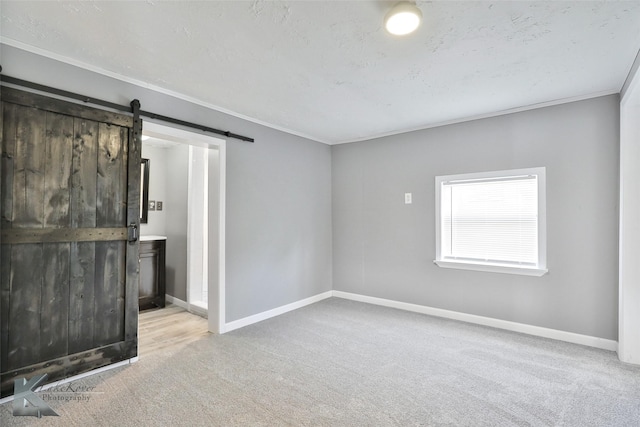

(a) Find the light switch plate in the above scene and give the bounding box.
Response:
[405,193,412,204]
[156,201,163,211]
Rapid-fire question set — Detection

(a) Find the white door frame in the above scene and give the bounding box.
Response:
[142,120,226,334]
[619,52,640,364]
[186,144,209,313]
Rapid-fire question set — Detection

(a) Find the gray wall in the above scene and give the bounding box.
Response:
[332,95,620,340]
[164,144,189,301]
[226,126,333,320]
[2,44,333,323]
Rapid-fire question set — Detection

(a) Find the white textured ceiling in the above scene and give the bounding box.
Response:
[2,1,640,144]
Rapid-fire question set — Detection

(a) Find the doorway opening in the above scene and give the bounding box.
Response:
[140,121,226,334]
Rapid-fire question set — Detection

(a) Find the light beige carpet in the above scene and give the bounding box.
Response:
[2,297,640,426]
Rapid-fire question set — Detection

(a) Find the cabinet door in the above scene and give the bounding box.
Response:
[0,87,141,398]
[139,240,166,310]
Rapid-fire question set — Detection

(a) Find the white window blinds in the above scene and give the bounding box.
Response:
[440,174,538,266]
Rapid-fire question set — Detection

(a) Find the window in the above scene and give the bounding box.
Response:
[434,167,547,276]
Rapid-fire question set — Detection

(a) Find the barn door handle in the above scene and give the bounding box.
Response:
[128,223,138,243]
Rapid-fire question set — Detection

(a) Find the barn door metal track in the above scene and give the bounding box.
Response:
[0,70,255,143]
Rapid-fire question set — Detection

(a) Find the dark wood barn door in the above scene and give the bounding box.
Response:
[0,87,141,398]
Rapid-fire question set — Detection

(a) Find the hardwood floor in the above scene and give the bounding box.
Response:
[138,304,210,357]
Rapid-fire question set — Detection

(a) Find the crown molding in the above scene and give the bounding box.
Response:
[334,89,620,145]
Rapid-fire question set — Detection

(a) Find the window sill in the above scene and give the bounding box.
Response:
[433,260,548,277]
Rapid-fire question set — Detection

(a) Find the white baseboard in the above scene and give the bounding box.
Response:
[174,290,618,352]
[223,291,333,333]
[0,357,137,404]
[332,291,618,352]
[189,301,208,318]
[165,294,188,309]
[165,295,207,318]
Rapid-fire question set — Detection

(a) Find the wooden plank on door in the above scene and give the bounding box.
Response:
[69,118,99,354]
[0,102,11,372]
[12,105,46,229]
[7,244,43,370]
[1,103,17,229]
[94,123,128,347]
[41,243,70,361]
[44,112,73,228]
[7,103,48,370]
[39,112,73,360]
[1,87,133,128]
[1,340,136,397]
[1,227,127,244]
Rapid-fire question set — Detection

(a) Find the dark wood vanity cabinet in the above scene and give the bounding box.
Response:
[139,238,166,311]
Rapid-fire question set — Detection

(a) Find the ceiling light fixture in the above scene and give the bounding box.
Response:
[384,2,422,36]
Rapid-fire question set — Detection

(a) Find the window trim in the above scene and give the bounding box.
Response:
[434,167,548,276]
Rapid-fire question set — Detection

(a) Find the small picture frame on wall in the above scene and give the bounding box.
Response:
[149,200,156,211]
